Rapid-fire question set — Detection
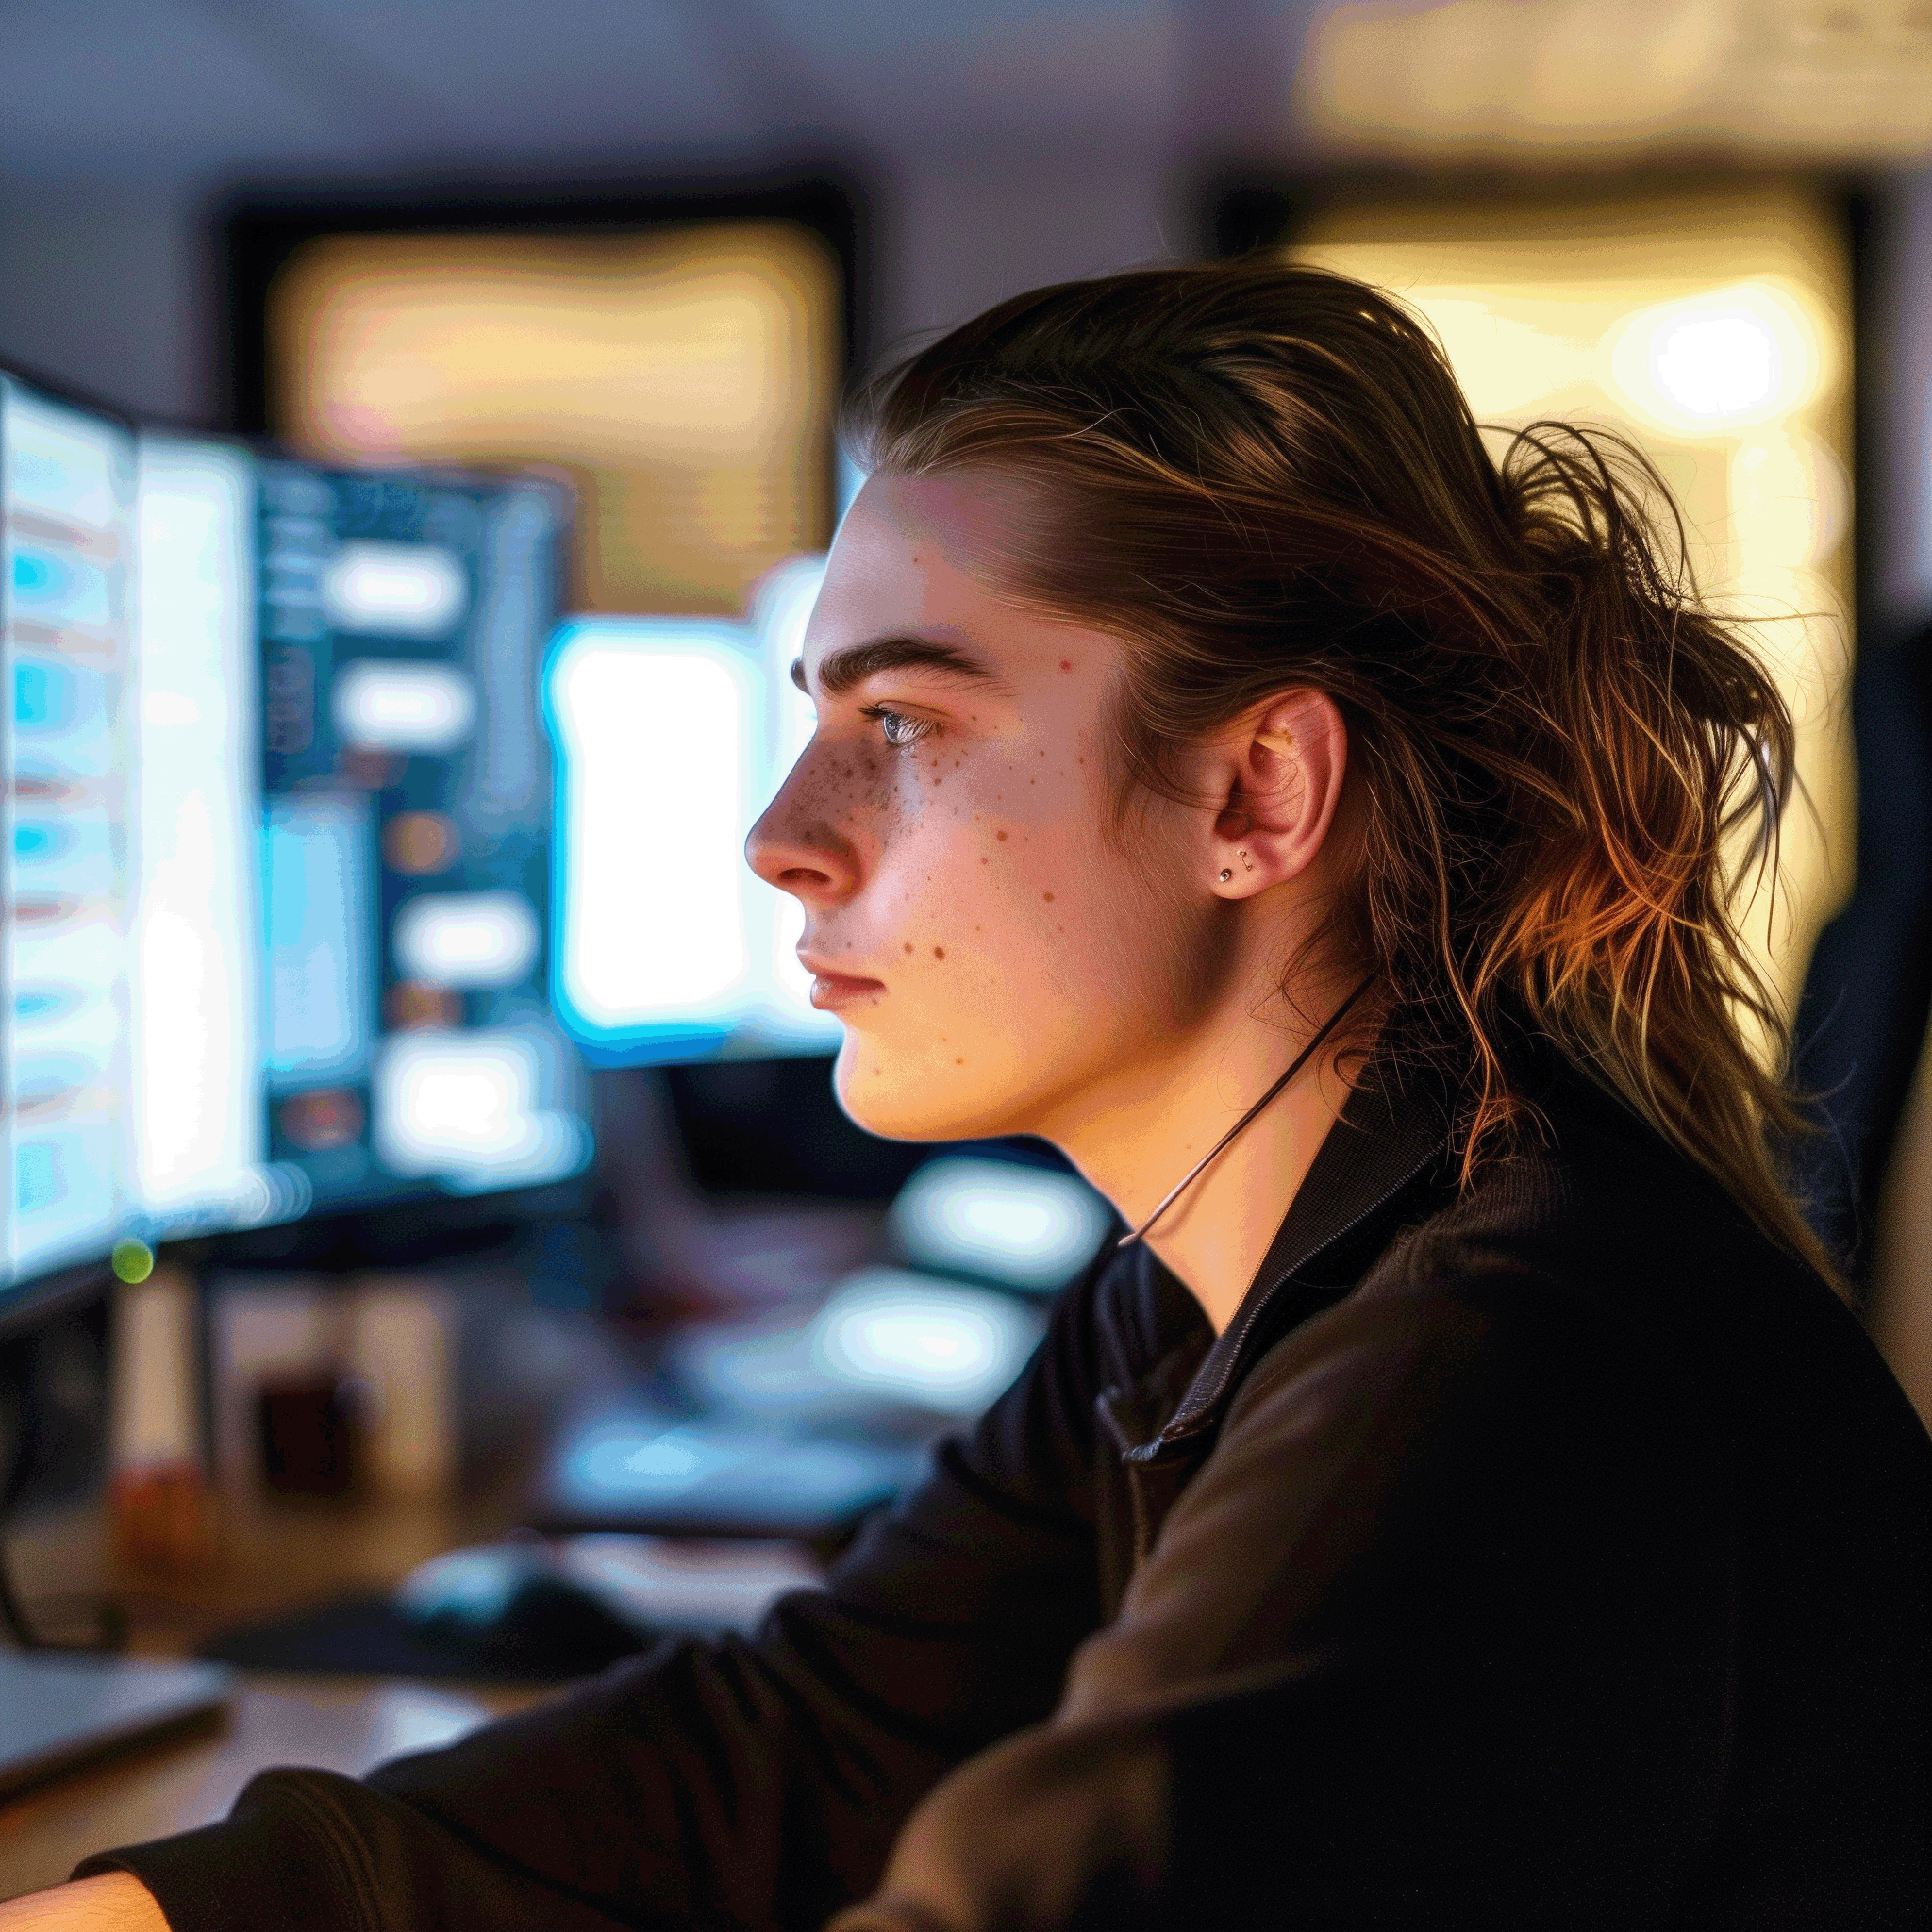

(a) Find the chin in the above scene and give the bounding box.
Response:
[830,1033,1023,1144]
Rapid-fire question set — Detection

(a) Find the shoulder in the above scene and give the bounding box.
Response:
[1229,1065,1931,1533]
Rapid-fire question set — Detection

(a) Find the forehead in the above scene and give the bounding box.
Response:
[808,471,1034,647]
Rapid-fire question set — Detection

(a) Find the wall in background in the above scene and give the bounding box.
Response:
[879,142,1185,351]
[0,143,1191,448]
[0,174,215,424]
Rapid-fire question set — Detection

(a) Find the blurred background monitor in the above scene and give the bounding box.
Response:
[228,185,854,620]
[227,186,859,1091]
[1221,176,1857,1033]
[544,556,836,1067]
[250,457,589,1216]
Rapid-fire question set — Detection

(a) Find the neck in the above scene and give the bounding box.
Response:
[1043,984,1367,1334]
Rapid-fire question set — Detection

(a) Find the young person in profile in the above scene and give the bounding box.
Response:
[14,262,1930,1931]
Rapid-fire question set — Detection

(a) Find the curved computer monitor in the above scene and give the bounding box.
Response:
[3,358,599,1298]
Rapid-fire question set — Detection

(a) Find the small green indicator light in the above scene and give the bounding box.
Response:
[111,1240,155,1284]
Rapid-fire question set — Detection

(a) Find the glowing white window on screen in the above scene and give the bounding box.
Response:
[333,658,476,754]
[131,439,264,1213]
[551,630,750,1026]
[374,1029,579,1184]
[394,891,539,988]
[375,1030,539,1171]
[324,541,468,637]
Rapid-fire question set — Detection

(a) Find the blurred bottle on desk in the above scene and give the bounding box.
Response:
[109,1261,217,1574]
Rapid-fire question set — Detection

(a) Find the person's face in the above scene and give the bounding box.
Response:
[746,470,1215,1143]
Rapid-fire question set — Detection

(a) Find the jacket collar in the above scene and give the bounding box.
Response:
[1130,1049,1457,1458]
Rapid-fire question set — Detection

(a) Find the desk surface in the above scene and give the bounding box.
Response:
[0,1674,550,1903]
[0,1297,708,1902]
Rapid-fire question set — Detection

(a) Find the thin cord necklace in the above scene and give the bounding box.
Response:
[1116,975,1375,1251]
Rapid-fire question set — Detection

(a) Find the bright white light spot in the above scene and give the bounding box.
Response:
[891,1157,1113,1293]
[1605,282,1818,434]
[1653,312,1778,422]
[394,891,539,988]
[363,1687,494,1764]
[810,1269,1044,1415]
[333,658,476,754]
[324,541,467,637]
[566,1423,737,1497]
[548,624,751,1031]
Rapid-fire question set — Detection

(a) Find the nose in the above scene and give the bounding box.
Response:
[745,769,861,908]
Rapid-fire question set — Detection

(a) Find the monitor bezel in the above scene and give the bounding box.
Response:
[0,1255,112,1347]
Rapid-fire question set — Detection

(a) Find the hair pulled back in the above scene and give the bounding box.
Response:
[851,259,1824,1275]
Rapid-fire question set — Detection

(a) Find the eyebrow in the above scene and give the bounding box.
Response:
[791,636,1006,699]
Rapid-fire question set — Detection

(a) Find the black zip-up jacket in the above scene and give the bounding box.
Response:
[85,1050,1932,1928]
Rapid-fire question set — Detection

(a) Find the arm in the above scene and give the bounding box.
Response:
[0,1876,166,1932]
[835,1276,1737,1930]
[72,1257,1137,1932]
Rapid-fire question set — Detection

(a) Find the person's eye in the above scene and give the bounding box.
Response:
[859,704,936,750]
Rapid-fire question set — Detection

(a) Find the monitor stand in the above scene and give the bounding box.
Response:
[0,1650,232,1802]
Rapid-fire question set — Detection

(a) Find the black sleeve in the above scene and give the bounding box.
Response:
[78,1261,1126,1932]
[829,1274,1740,1932]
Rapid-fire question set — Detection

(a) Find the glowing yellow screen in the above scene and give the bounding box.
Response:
[1287,182,1854,1029]
[269,221,841,616]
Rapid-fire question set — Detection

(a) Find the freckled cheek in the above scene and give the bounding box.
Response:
[864,766,1096,963]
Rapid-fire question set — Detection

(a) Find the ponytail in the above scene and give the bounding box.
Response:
[1473,422,1811,1268]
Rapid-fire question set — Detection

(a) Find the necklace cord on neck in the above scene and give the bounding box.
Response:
[1116,975,1376,1251]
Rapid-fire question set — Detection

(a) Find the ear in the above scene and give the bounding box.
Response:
[1208,690,1348,900]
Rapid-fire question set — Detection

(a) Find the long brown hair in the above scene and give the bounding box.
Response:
[850,259,1833,1279]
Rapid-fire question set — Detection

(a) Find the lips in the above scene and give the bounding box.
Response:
[798,953,886,1011]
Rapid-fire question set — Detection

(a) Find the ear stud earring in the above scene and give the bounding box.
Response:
[1218,868,1233,882]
